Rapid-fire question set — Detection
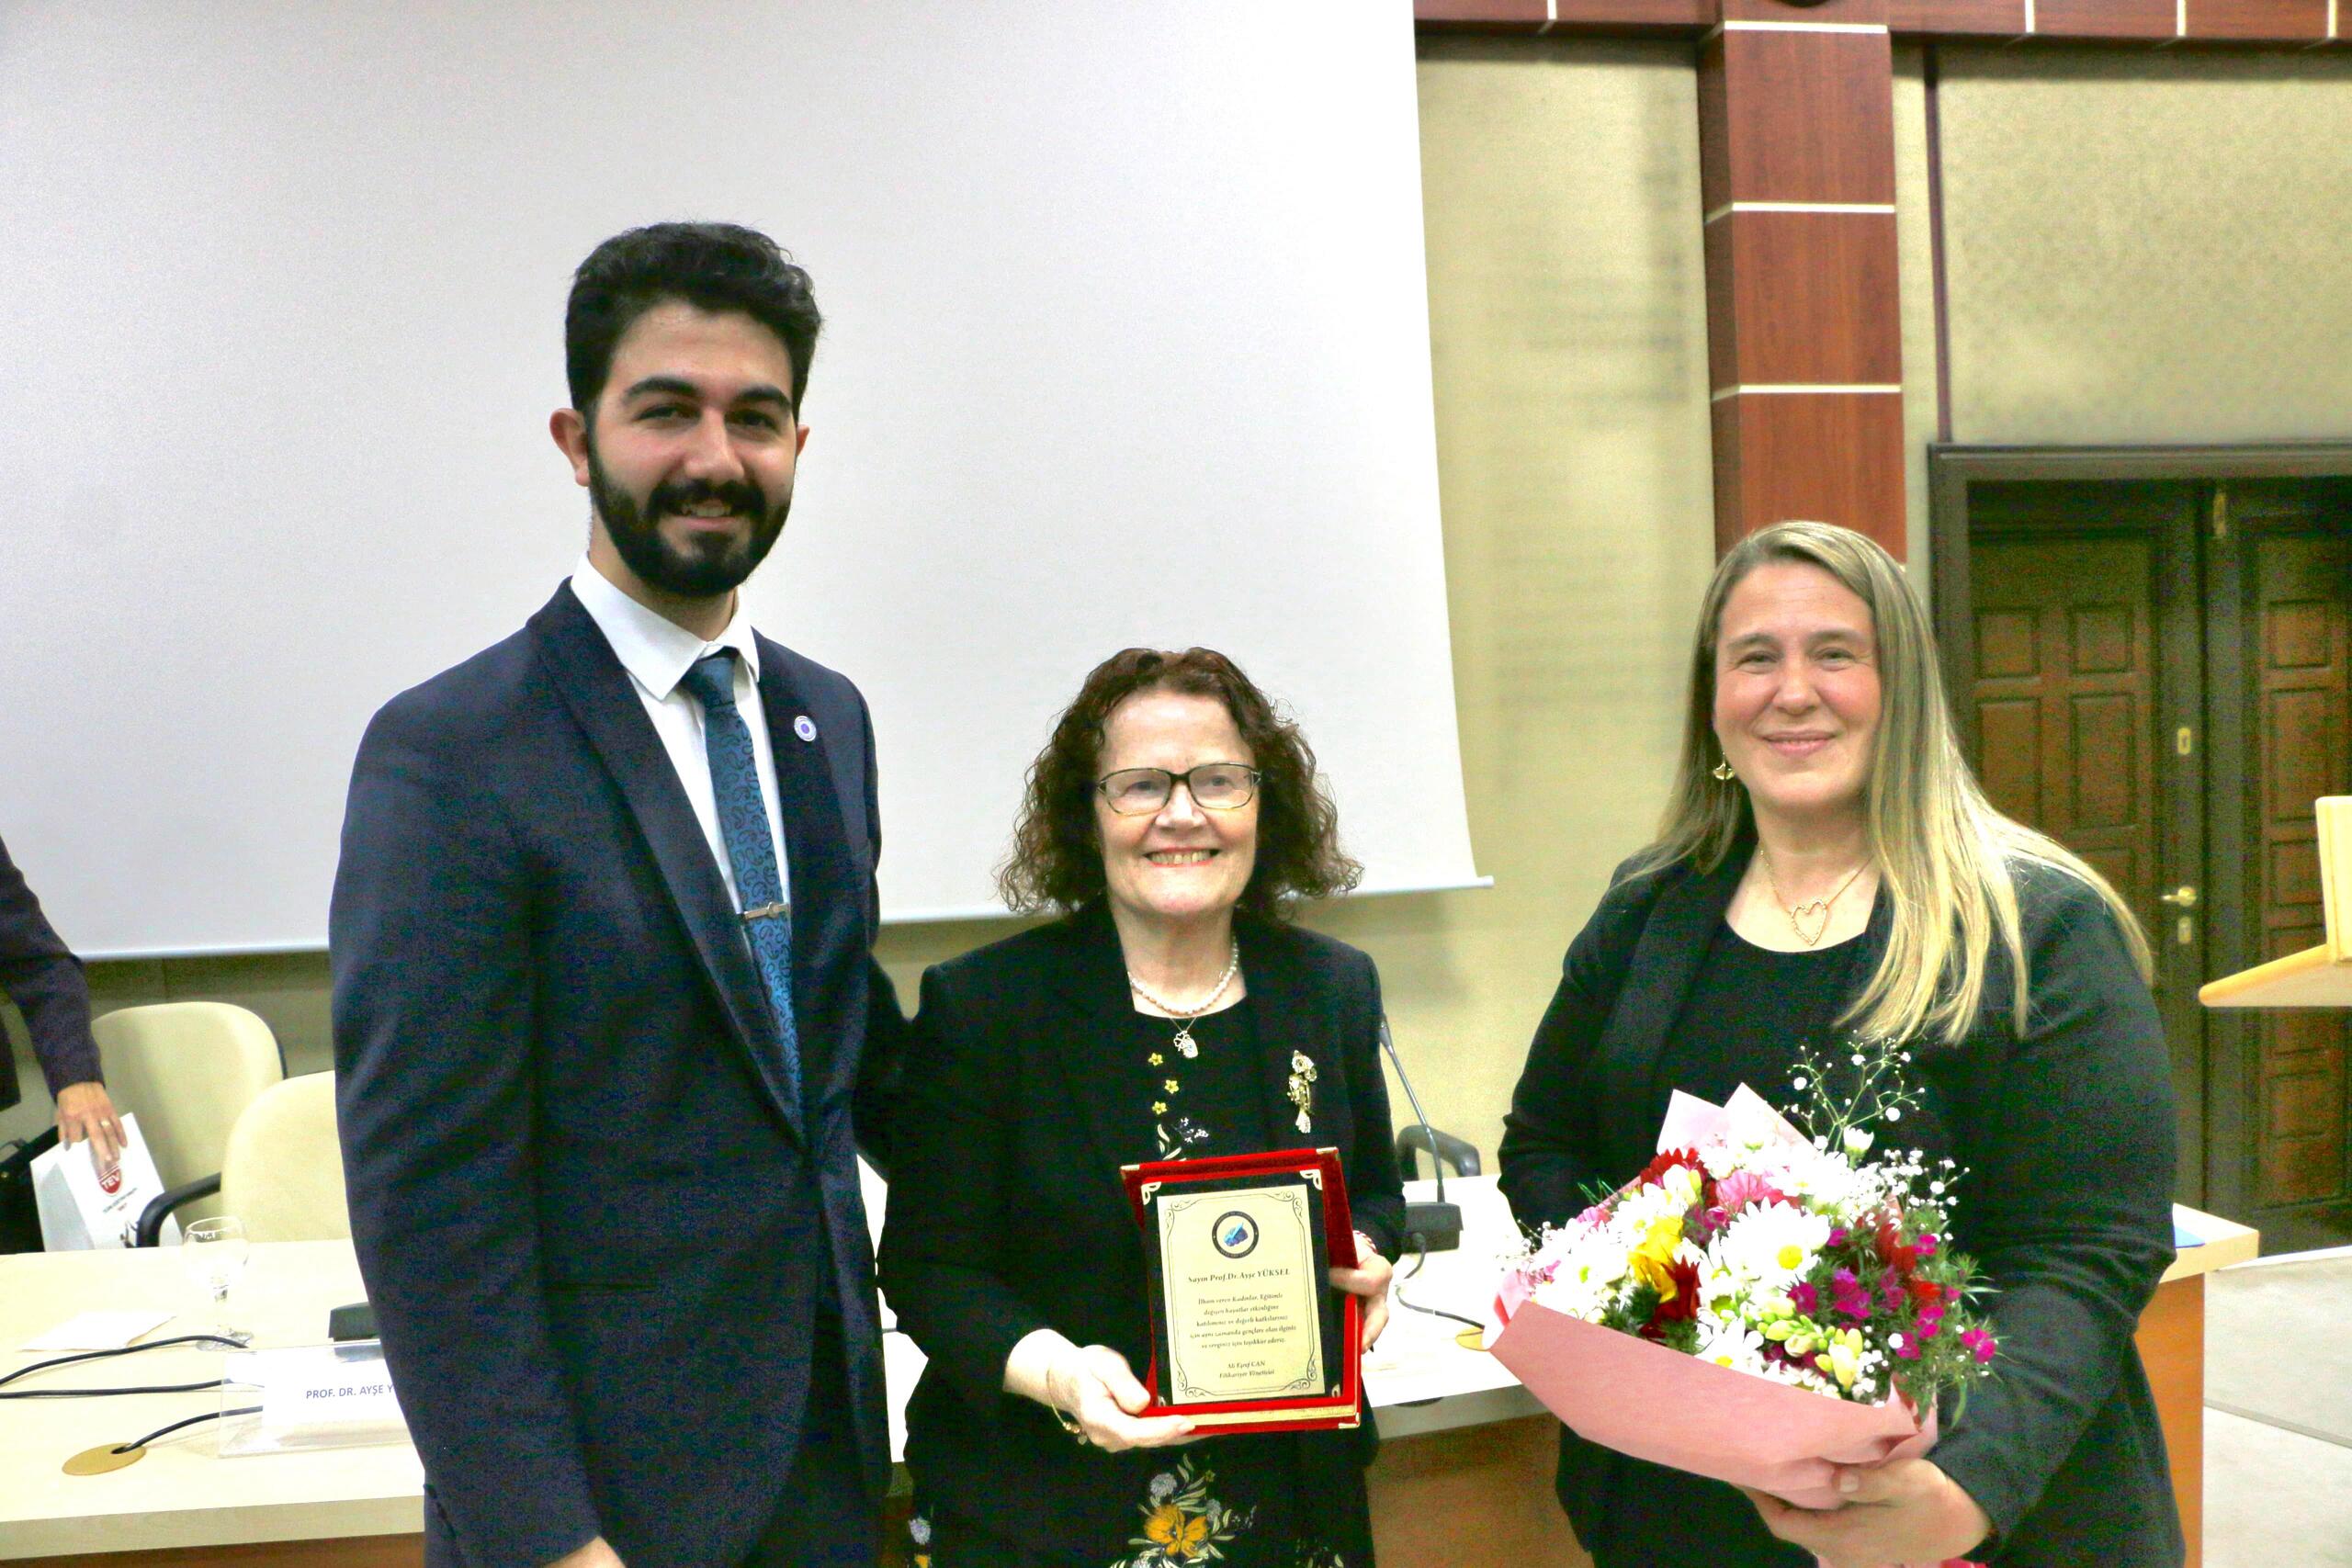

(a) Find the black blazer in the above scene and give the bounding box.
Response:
[1498,850,2182,1567]
[878,905,1405,1555]
[0,831,102,1110]
[332,583,904,1568]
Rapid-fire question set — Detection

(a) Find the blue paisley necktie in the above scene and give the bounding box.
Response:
[678,650,801,1103]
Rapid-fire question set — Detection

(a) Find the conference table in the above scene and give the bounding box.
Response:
[0,1181,2256,1566]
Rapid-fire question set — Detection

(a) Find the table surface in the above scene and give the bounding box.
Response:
[0,1179,2254,1559]
[0,1241,423,1559]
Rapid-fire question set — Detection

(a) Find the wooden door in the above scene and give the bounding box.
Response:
[1962,482,2207,1203]
[1951,474,2352,1248]
[2207,484,2352,1249]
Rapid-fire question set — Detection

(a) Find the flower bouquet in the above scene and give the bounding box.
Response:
[1490,1046,1996,1563]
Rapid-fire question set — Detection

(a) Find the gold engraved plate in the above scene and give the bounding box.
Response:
[63,1444,145,1476]
[1157,1186,1324,1404]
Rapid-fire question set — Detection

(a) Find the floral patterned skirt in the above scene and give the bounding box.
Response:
[908,1442,1363,1568]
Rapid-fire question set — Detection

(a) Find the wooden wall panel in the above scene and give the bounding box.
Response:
[1697,15,1905,552]
[1700,29,1899,211]
[2035,0,2180,35]
[1705,212,1903,388]
[1412,0,1710,33]
[1723,0,1887,21]
[1886,0,2030,31]
[1553,0,1712,22]
[2185,0,2334,40]
[1709,392,1906,549]
[1419,0,2339,37]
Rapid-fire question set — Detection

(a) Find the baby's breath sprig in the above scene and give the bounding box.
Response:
[1784,1034,1923,1153]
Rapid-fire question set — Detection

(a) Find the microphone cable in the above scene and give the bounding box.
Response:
[0,1334,249,1399]
[1388,1237,1485,1335]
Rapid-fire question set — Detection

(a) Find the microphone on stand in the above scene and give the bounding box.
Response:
[1380,1017,1462,1253]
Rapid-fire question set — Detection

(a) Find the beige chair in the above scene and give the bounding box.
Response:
[93,1001,284,1192]
[219,1071,350,1244]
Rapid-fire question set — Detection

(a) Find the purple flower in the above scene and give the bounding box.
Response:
[1830,1269,1872,1322]
[1917,1302,1946,1337]
[1827,1226,1849,1247]
[1915,1234,1939,1257]
[1789,1281,1819,1315]
[1960,1328,1996,1364]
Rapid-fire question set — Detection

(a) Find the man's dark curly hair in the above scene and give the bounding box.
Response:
[565,221,821,419]
[998,648,1362,919]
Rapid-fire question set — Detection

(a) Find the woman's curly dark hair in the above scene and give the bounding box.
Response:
[997,648,1362,919]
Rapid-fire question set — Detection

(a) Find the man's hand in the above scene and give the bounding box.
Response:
[1743,1458,1992,1568]
[55,1082,125,1169]
[546,1536,625,1568]
[1330,1236,1393,1350]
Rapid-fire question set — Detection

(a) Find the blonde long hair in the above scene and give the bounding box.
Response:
[1635,521,2153,1043]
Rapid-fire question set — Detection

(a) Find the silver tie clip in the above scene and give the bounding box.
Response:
[741,902,788,921]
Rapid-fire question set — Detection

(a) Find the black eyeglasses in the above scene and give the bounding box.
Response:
[1094,763,1261,816]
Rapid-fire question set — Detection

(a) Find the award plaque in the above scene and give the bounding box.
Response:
[1119,1146,1361,1432]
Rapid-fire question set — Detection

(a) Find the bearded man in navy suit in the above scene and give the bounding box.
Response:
[334,222,902,1568]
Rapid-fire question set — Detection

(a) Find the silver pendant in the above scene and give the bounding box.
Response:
[1173,1025,1198,1058]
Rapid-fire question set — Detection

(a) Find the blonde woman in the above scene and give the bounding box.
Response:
[1499,522,2180,1567]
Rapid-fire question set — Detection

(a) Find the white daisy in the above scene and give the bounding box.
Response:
[1708,1202,1832,1292]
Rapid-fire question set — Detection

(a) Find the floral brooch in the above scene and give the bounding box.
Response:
[1287,1051,1318,1134]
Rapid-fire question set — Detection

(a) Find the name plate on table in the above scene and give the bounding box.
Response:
[1120,1146,1361,1432]
[220,1342,410,1455]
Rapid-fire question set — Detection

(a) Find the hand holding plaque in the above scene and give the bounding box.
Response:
[1119,1147,1363,1433]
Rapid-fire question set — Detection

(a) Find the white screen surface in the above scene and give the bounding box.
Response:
[0,1,1479,955]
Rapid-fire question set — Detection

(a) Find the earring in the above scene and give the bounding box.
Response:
[1712,759,1736,782]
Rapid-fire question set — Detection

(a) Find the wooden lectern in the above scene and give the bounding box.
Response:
[2201,796,2352,1009]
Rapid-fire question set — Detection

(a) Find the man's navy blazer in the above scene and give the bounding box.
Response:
[332,582,903,1568]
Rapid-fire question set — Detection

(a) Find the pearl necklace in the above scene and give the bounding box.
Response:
[1126,941,1241,1058]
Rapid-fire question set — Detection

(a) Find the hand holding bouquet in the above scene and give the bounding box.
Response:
[1491,1044,1996,1563]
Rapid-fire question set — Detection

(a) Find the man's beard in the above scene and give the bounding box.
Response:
[589,444,790,599]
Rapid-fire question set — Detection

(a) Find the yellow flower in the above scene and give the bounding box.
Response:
[1148,1053,1165,1066]
[1145,1503,1209,1558]
[1627,1214,1684,1301]
[1826,1328,1864,1390]
[1164,1078,1181,1094]
[1153,1101,1169,1115]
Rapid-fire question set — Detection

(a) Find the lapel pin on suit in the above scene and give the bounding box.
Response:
[794,715,818,742]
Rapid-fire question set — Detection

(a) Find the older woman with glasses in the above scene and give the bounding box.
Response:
[881,647,1403,1568]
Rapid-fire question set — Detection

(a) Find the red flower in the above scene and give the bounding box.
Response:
[1872,1220,1920,1275]
[1639,1258,1702,1338]
[1635,1148,1702,1190]
[1909,1279,1944,1305]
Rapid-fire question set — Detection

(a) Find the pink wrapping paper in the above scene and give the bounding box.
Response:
[1492,1085,1983,1565]
[1490,1294,1934,1509]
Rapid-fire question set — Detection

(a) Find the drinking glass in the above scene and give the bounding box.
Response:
[180,1215,251,1340]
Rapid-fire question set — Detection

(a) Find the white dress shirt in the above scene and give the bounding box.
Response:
[570,557,789,913]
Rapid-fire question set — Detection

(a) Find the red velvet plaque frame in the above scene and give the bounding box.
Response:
[1118,1145,1362,1433]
